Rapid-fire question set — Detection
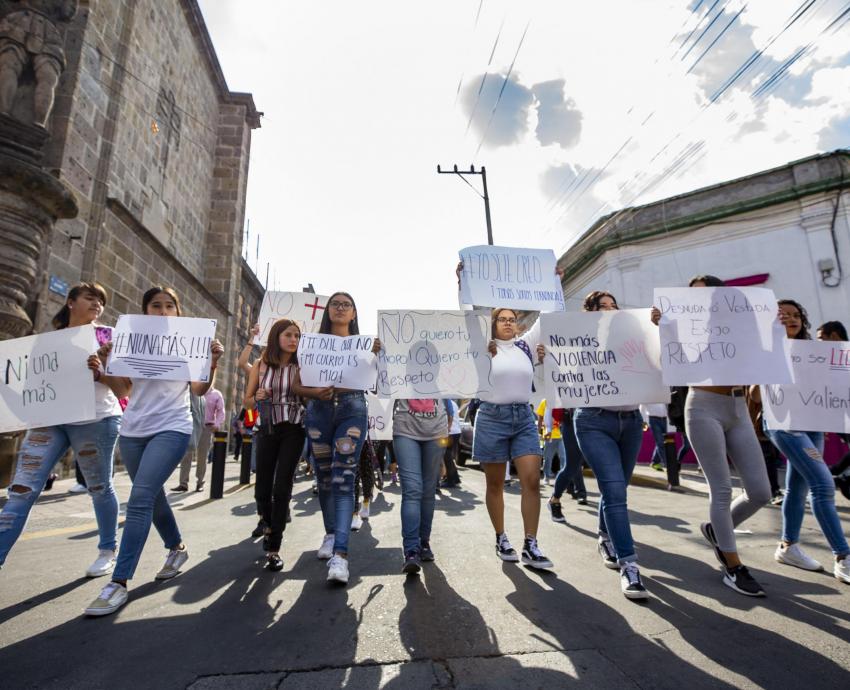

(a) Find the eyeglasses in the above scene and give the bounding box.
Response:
[329,300,353,310]
[496,317,517,324]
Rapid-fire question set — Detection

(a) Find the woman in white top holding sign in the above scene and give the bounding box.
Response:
[84,287,223,616]
[0,283,122,579]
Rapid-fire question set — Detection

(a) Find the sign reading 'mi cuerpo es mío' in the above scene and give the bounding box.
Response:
[367,393,394,441]
[106,315,217,382]
[254,291,330,345]
[654,286,791,386]
[761,339,850,433]
[459,245,565,312]
[542,309,669,408]
[0,325,97,433]
[297,333,378,390]
[376,309,492,399]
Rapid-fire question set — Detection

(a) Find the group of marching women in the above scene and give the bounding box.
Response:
[0,269,848,618]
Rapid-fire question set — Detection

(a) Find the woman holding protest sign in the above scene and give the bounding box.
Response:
[0,283,122,579]
[244,318,305,572]
[651,275,771,597]
[293,291,381,585]
[84,287,224,616]
[756,299,850,584]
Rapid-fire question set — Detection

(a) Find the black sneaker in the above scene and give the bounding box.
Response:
[171,484,189,493]
[598,538,618,570]
[700,522,727,566]
[402,550,421,575]
[420,542,435,562]
[548,500,566,523]
[723,565,765,597]
[266,553,284,572]
[521,537,553,569]
[620,562,649,600]
[576,497,588,506]
[496,533,519,562]
[251,519,267,539]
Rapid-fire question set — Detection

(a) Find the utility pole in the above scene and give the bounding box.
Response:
[437,164,493,245]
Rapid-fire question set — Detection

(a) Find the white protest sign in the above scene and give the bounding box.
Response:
[376,310,493,399]
[459,245,565,312]
[255,291,329,345]
[297,333,377,390]
[367,393,394,440]
[0,325,97,432]
[106,315,217,382]
[761,340,850,433]
[542,309,669,408]
[654,286,791,385]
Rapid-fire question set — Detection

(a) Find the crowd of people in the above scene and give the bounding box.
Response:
[1,271,848,618]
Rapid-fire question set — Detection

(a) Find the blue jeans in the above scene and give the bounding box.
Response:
[648,416,667,466]
[114,431,190,581]
[394,435,443,554]
[0,416,121,566]
[542,438,566,480]
[765,428,850,557]
[306,392,368,556]
[574,408,643,564]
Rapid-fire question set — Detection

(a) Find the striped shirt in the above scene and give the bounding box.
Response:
[259,363,304,425]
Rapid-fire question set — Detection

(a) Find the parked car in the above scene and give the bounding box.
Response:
[457,400,477,465]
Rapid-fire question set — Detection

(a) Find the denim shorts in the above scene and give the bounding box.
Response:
[473,402,541,463]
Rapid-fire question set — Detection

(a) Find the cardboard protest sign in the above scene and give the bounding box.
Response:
[367,393,394,440]
[458,245,565,312]
[0,325,97,432]
[542,309,669,408]
[106,315,217,382]
[376,310,492,399]
[297,333,377,390]
[255,291,329,345]
[654,286,791,385]
[761,340,850,433]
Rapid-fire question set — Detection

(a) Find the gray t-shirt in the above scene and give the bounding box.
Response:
[392,400,448,441]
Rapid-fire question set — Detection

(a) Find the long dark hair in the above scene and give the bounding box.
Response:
[262,319,300,367]
[778,299,811,340]
[818,320,848,340]
[142,286,182,315]
[582,291,617,312]
[688,274,724,287]
[51,282,107,330]
[319,291,359,335]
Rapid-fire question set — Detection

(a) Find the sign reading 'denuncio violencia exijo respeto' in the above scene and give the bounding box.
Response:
[254,291,330,345]
[106,315,217,382]
[367,393,394,441]
[458,245,565,312]
[761,340,850,433]
[0,325,97,433]
[542,309,669,408]
[376,310,493,399]
[654,286,791,386]
[297,334,378,390]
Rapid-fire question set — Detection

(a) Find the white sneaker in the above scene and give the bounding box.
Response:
[85,550,116,578]
[327,554,349,584]
[835,557,850,584]
[359,501,370,519]
[155,546,189,580]
[351,514,363,531]
[317,533,335,560]
[84,582,128,616]
[775,542,823,572]
[69,483,87,494]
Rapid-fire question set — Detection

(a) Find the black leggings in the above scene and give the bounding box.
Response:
[355,441,375,508]
[254,422,305,552]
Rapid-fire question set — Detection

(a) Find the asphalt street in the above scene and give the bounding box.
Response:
[1,461,849,689]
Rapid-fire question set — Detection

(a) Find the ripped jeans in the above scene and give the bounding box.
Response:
[306,392,368,556]
[0,416,121,566]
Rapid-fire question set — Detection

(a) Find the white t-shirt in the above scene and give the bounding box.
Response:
[68,381,123,425]
[479,319,542,405]
[119,379,192,437]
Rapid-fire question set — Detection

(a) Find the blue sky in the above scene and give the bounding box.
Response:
[198,0,850,332]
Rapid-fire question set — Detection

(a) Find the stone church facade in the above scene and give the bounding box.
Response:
[21,0,262,413]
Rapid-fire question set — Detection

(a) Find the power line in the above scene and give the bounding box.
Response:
[464,13,507,135]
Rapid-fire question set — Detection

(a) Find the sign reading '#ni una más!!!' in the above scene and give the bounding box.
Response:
[0,325,97,433]
[458,245,565,312]
[106,315,217,382]
[761,339,850,433]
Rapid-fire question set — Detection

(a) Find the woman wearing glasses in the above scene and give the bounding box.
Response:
[294,292,380,585]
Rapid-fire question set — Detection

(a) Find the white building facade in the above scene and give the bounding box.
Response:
[556,151,850,328]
